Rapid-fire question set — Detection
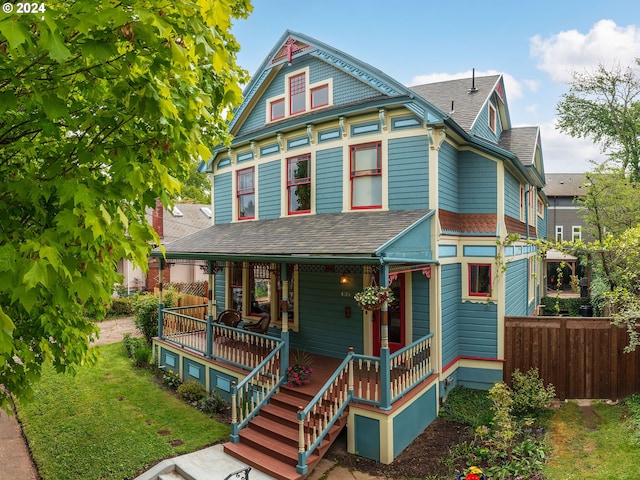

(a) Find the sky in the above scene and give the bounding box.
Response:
[231,0,640,174]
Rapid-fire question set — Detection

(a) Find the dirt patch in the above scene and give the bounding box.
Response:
[326,418,473,479]
[157,429,172,436]
[169,439,184,447]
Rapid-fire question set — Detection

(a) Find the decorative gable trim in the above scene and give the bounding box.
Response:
[269,37,314,67]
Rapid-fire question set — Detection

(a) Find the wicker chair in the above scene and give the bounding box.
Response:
[242,313,271,334]
[216,309,242,328]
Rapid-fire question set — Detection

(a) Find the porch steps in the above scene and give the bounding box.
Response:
[223,387,347,480]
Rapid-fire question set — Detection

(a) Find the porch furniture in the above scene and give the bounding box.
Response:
[216,309,242,328]
[242,313,271,334]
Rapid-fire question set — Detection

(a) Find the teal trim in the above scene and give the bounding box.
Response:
[160,348,178,371]
[354,415,380,462]
[237,151,253,162]
[351,121,380,136]
[216,157,231,170]
[318,128,341,143]
[287,135,310,149]
[391,115,423,130]
[260,143,280,156]
[376,211,434,260]
[438,245,457,258]
[183,358,206,386]
[463,245,496,257]
[393,384,436,457]
[208,369,238,402]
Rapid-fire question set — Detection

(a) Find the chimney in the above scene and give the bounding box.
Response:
[152,198,164,238]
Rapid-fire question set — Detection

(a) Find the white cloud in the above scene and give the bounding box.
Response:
[530,20,640,83]
[410,70,528,101]
[538,120,608,173]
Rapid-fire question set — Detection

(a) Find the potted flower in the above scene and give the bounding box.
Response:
[455,466,486,480]
[354,286,395,311]
[287,351,313,387]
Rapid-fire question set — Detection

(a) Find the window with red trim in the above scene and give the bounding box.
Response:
[469,264,491,296]
[489,103,496,133]
[287,154,311,214]
[237,167,255,220]
[270,98,284,121]
[289,73,306,115]
[311,84,329,109]
[350,142,382,209]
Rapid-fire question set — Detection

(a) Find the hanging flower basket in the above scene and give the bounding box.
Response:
[354,286,395,311]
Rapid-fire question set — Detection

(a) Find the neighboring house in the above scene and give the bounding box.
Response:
[150,31,547,478]
[116,202,213,293]
[543,173,588,243]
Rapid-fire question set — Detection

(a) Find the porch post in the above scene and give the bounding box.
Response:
[157,258,164,339]
[280,262,290,379]
[206,260,214,358]
[379,263,391,410]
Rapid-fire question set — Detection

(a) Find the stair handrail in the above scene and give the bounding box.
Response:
[295,347,355,476]
[223,466,251,480]
[230,340,286,442]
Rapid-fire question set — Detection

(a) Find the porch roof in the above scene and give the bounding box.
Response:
[151,209,434,265]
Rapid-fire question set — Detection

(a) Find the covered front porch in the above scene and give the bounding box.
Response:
[151,209,440,477]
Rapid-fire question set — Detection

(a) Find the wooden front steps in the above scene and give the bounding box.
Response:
[223,386,347,480]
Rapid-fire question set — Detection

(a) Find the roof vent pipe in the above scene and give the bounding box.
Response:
[450,101,455,114]
[469,68,478,93]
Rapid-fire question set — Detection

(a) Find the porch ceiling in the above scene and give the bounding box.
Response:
[152,209,433,264]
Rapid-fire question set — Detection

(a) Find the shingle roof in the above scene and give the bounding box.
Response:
[439,210,496,235]
[146,204,213,244]
[157,210,432,257]
[543,173,588,197]
[409,75,501,132]
[499,127,539,166]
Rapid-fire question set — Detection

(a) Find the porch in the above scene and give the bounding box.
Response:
[155,304,437,479]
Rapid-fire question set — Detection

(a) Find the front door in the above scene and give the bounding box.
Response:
[373,274,405,355]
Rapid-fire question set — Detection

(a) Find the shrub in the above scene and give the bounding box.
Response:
[176,380,206,403]
[199,389,229,415]
[107,297,134,317]
[540,296,591,316]
[122,333,145,359]
[133,345,152,368]
[510,368,555,419]
[161,368,181,389]
[133,289,178,345]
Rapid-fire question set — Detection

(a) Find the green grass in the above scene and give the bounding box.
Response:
[439,386,493,427]
[17,343,229,480]
[543,398,640,479]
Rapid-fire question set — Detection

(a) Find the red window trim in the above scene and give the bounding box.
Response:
[310,84,329,109]
[488,103,496,133]
[287,154,311,215]
[289,72,306,115]
[350,142,382,210]
[270,98,285,121]
[468,263,492,297]
[236,167,255,220]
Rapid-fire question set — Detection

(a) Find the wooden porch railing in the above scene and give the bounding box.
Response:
[390,334,434,402]
[162,305,208,355]
[230,340,286,441]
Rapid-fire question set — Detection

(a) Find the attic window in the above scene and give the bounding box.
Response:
[488,103,497,133]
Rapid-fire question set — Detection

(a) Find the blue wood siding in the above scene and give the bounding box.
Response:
[505,258,528,315]
[214,173,232,224]
[214,270,226,311]
[258,160,281,219]
[470,93,503,142]
[354,415,380,462]
[237,57,381,137]
[393,385,436,457]
[459,152,496,213]
[293,271,363,357]
[458,301,498,358]
[504,170,520,219]
[315,146,343,214]
[438,142,459,212]
[411,271,430,341]
[537,209,547,239]
[441,264,461,367]
[388,136,429,210]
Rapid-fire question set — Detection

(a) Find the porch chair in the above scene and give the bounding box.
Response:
[242,313,271,334]
[216,309,242,328]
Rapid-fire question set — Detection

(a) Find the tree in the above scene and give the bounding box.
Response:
[0,0,251,411]
[556,60,640,181]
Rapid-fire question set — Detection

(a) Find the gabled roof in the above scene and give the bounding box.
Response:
[146,204,212,244]
[499,127,538,167]
[152,210,433,264]
[409,75,502,132]
[543,173,588,197]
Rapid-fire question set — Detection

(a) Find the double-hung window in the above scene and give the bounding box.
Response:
[555,225,563,242]
[287,154,311,214]
[289,72,306,115]
[311,84,329,109]
[350,142,382,209]
[469,264,492,297]
[572,226,582,242]
[270,98,285,121]
[237,167,255,220]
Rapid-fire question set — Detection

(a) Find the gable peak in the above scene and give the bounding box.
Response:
[270,36,314,66]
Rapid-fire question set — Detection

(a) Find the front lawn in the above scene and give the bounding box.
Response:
[16,342,229,480]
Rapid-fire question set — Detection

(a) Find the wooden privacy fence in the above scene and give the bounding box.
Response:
[504,316,640,400]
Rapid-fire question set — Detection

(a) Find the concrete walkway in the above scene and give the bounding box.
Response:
[0,317,384,480]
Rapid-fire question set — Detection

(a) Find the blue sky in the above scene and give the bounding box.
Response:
[232,0,640,173]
